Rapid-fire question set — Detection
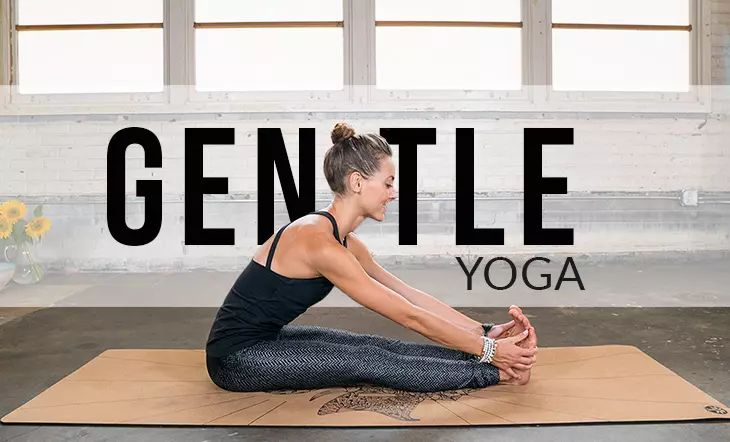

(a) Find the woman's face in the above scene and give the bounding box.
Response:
[360,157,397,221]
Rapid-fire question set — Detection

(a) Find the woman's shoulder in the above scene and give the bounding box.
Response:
[290,214,341,246]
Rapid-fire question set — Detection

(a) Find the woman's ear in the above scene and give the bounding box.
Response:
[348,171,363,194]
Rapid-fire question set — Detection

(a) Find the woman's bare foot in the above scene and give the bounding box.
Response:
[509,306,538,349]
[498,367,532,386]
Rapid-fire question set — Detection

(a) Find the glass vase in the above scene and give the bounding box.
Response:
[3,242,45,285]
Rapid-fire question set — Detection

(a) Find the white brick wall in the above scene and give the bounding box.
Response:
[0,114,727,271]
[1,116,728,195]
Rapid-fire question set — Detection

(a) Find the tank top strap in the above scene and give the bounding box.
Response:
[312,211,347,247]
[265,223,290,269]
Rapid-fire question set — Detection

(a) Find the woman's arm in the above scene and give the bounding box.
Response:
[308,234,537,375]
[377,263,484,333]
[307,235,485,356]
[345,233,484,334]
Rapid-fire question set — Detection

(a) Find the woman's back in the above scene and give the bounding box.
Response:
[205,211,347,358]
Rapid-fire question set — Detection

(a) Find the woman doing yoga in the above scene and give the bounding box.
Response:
[206,122,538,392]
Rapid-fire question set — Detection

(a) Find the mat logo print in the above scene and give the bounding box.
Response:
[272,386,475,421]
[705,405,728,415]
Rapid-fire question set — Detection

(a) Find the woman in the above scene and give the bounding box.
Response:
[206,123,538,393]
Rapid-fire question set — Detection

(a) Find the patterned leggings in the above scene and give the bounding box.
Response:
[207,325,500,393]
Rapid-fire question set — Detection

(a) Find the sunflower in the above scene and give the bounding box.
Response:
[25,216,52,238]
[0,199,26,223]
[0,215,11,239]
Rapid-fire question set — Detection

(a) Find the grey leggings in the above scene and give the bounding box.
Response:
[207,325,500,393]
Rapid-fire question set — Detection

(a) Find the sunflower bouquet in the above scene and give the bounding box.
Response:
[0,199,52,284]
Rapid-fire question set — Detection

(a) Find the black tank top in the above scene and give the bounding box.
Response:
[205,211,348,358]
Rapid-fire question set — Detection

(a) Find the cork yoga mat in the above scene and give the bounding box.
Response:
[2,345,729,427]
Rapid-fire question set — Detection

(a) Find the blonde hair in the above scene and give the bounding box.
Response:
[323,123,392,195]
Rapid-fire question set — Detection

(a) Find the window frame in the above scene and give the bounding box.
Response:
[0,0,712,116]
[366,0,532,111]
[544,0,711,112]
[2,0,170,111]
[186,3,350,109]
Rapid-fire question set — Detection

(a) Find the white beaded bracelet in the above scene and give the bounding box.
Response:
[478,336,497,364]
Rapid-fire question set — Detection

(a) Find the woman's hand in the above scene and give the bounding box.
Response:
[487,320,516,339]
[490,328,538,379]
[487,305,538,348]
[485,306,532,340]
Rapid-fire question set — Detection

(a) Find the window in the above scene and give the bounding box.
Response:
[194,0,344,92]
[0,0,710,113]
[551,0,692,92]
[375,0,522,90]
[14,0,163,94]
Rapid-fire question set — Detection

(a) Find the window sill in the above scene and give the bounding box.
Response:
[0,86,713,117]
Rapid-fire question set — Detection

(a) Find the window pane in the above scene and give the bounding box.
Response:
[196,29,343,91]
[18,0,162,25]
[553,0,689,26]
[376,0,520,22]
[18,30,163,94]
[195,0,342,22]
[376,28,521,90]
[552,30,690,92]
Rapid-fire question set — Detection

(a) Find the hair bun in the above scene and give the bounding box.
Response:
[331,122,356,144]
